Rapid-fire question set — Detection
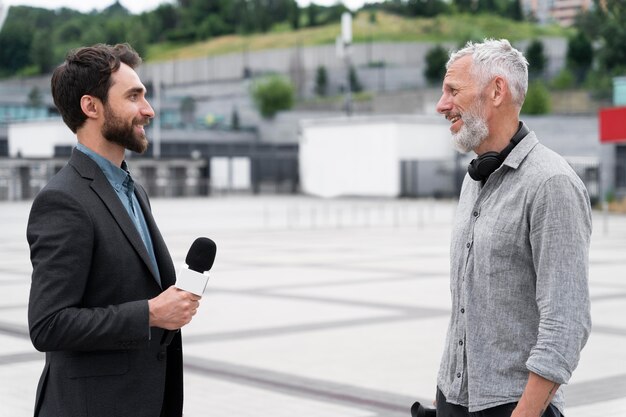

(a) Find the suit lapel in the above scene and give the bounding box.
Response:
[69,150,162,285]
[134,185,176,288]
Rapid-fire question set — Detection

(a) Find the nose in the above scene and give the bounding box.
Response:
[436,92,451,114]
[142,98,155,119]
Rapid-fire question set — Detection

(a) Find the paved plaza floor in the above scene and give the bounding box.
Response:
[0,196,625,417]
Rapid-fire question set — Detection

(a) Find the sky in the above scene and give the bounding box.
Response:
[3,0,376,14]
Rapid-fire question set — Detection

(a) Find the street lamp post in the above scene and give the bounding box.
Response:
[337,12,353,116]
[0,1,9,32]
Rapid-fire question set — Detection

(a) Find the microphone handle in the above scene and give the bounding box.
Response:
[160,329,179,346]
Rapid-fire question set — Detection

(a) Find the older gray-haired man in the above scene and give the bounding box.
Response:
[434,38,591,417]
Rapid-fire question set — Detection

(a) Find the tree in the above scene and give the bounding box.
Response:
[321,4,350,25]
[315,65,328,97]
[476,0,498,14]
[566,31,593,84]
[252,76,294,118]
[424,44,449,85]
[505,0,523,21]
[369,10,377,24]
[406,0,450,17]
[1,1,317,78]
[521,81,551,115]
[551,68,575,90]
[454,0,474,13]
[0,23,32,75]
[80,24,107,46]
[574,0,625,97]
[306,4,319,27]
[180,96,196,126]
[593,0,626,74]
[28,86,43,107]
[124,17,149,58]
[526,39,546,79]
[30,30,54,73]
[197,15,230,39]
[348,65,362,93]
[289,1,300,30]
[231,106,240,130]
[145,3,180,42]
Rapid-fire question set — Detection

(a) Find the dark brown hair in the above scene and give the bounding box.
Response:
[51,43,142,133]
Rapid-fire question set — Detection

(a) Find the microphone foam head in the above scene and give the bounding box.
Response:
[186,237,217,273]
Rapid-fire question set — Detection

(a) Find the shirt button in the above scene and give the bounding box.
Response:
[459,340,464,346]
[473,211,479,217]
[460,308,465,314]
[457,373,462,378]
[466,242,471,248]
[157,351,166,361]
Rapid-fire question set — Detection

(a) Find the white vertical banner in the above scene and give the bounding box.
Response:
[210,157,230,190]
[231,157,251,190]
[341,12,352,45]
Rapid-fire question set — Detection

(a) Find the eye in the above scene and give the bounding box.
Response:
[129,94,138,101]
[451,89,459,96]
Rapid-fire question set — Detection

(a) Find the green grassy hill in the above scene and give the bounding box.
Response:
[146,11,571,62]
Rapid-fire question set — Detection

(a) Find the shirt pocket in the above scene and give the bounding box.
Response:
[479,221,528,277]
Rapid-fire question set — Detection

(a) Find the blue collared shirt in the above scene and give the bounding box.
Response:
[76,144,161,286]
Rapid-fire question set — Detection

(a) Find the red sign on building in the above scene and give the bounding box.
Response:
[599,106,626,143]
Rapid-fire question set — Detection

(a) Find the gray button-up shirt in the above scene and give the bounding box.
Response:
[437,131,592,414]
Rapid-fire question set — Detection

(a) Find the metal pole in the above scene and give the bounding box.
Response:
[345,48,352,116]
[153,67,161,159]
[0,2,9,32]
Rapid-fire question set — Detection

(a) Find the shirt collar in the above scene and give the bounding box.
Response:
[502,129,539,171]
[75,143,133,192]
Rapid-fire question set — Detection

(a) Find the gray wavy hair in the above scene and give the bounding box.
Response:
[447,39,529,108]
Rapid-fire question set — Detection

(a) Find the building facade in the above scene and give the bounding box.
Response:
[522,0,594,26]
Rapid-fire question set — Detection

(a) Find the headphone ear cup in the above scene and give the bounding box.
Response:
[467,158,481,181]
[466,122,528,182]
[468,152,503,182]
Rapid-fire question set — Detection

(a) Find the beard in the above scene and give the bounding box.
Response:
[102,103,149,154]
[451,99,489,154]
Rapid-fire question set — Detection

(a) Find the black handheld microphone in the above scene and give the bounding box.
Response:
[175,237,217,295]
[161,237,217,346]
[411,401,436,417]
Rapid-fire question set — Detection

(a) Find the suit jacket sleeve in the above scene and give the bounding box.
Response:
[27,187,150,352]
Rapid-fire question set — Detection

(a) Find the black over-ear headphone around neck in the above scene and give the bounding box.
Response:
[467,121,529,182]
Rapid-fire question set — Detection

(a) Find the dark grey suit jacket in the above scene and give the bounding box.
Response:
[27,149,183,417]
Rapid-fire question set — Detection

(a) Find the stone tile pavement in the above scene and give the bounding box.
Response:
[0,196,624,417]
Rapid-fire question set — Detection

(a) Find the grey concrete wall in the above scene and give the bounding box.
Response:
[137,38,567,90]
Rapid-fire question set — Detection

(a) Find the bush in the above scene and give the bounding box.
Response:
[314,65,328,97]
[424,44,449,85]
[522,81,551,114]
[551,68,575,90]
[348,65,363,93]
[526,39,546,79]
[252,75,294,118]
[567,31,593,84]
[584,67,625,100]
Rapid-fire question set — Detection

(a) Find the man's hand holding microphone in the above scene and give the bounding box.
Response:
[148,286,201,330]
[147,237,217,343]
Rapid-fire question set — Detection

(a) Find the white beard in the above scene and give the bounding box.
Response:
[451,104,489,154]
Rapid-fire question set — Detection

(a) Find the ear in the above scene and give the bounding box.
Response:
[80,95,100,120]
[492,76,507,107]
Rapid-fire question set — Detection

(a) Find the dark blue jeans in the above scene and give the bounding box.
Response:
[436,388,562,417]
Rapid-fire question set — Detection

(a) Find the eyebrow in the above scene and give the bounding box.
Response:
[124,87,145,96]
[442,81,457,91]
